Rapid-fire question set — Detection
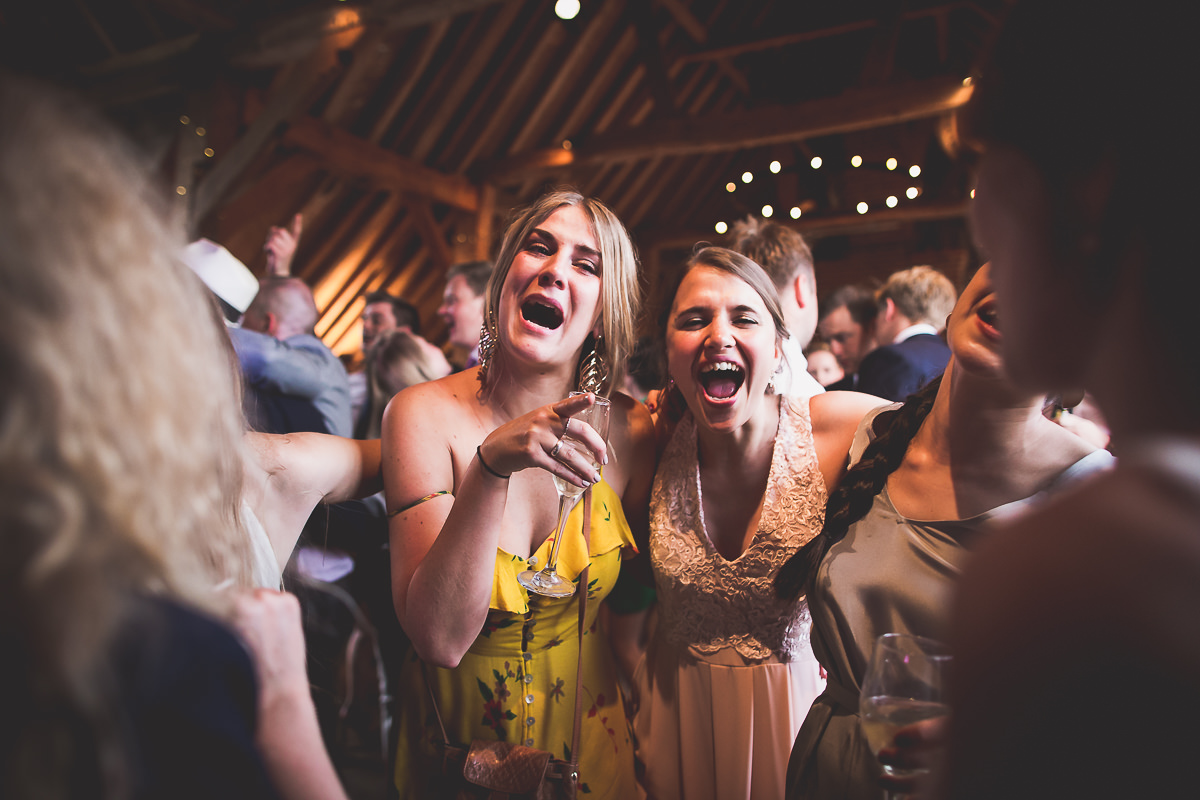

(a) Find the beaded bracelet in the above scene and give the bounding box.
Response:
[476,445,510,479]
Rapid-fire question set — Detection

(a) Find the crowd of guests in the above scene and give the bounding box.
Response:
[4,1,1198,798]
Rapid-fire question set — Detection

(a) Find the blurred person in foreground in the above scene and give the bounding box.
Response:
[935,2,1200,797]
[0,74,345,800]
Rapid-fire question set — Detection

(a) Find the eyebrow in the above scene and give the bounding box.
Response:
[529,227,602,262]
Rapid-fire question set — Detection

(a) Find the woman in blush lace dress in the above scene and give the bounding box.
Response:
[632,247,883,800]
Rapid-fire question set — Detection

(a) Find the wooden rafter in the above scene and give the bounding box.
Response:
[282,116,480,212]
[491,77,974,181]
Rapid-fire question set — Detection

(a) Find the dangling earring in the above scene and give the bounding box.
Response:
[578,334,609,394]
[476,310,498,386]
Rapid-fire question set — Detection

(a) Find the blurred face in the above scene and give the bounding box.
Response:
[969,147,1094,392]
[362,301,398,350]
[818,306,871,373]
[437,274,486,350]
[944,263,1004,379]
[806,349,844,387]
[667,265,781,434]
[497,205,602,371]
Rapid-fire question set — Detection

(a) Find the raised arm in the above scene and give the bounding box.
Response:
[243,432,383,571]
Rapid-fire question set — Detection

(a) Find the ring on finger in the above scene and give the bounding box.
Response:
[550,433,566,459]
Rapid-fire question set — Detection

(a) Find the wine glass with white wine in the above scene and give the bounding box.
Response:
[518,393,611,598]
[860,633,953,799]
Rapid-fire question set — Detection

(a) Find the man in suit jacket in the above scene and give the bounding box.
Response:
[817,284,879,392]
[856,265,958,401]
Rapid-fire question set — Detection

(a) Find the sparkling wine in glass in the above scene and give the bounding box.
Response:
[518,394,610,598]
[860,633,953,799]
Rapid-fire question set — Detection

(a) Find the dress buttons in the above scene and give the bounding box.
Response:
[525,694,535,704]
[526,717,535,726]
[523,675,533,684]
[528,556,539,567]
[525,738,535,746]
[522,652,532,661]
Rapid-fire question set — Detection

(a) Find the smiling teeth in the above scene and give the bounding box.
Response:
[702,362,741,373]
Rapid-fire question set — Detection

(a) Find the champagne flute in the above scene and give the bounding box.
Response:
[860,633,953,799]
[518,393,611,598]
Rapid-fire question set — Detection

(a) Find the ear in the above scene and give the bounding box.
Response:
[792,274,813,308]
[264,312,280,337]
[881,297,897,322]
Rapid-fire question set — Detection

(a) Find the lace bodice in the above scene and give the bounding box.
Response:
[649,395,827,661]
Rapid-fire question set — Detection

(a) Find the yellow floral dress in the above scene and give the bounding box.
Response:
[393,480,638,799]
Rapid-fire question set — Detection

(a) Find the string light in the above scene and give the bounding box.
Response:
[970,188,976,199]
[726,182,736,192]
[179,115,190,125]
[769,160,781,174]
[176,186,187,195]
[851,155,863,167]
[886,196,898,208]
[715,221,728,234]
[906,187,920,199]
[810,156,823,169]
[886,158,898,171]
[742,171,754,183]
[857,202,869,214]
[195,126,206,136]
[761,205,774,217]
[963,76,974,87]
[555,0,580,20]
[909,165,921,177]
[790,207,802,219]
[203,148,214,158]
[562,139,572,150]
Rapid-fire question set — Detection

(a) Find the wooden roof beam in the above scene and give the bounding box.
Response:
[643,200,970,250]
[282,116,480,212]
[675,2,976,65]
[490,76,974,181]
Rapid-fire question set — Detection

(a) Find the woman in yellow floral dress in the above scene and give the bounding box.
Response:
[383,191,654,799]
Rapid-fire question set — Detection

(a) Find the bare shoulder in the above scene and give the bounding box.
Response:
[382,371,480,505]
[808,390,889,437]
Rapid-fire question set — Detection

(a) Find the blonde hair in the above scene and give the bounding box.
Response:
[877,265,958,330]
[482,190,640,397]
[364,329,447,438]
[1,76,251,792]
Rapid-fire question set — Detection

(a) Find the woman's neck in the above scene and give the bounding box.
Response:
[485,359,578,422]
[694,395,781,477]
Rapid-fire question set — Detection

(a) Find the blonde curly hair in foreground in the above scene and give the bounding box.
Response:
[0,75,252,793]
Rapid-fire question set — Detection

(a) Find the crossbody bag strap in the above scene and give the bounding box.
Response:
[419,487,594,769]
[567,487,591,775]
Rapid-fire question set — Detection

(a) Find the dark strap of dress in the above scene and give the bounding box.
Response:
[422,488,592,774]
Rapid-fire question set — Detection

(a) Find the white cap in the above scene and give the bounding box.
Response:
[181,238,259,313]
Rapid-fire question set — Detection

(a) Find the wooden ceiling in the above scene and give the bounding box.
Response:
[2,0,1003,358]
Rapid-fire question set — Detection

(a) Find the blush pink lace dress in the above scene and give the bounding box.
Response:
[633,395,827,800]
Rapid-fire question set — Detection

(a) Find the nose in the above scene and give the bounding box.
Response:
[537,251,570,288]
[705,317,734,349]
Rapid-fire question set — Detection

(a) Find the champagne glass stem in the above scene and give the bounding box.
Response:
[540,490,577,577]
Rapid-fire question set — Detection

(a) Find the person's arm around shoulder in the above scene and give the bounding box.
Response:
[808,390,890,493]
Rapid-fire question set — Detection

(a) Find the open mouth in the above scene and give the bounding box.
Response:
[698,361,745,400]
[521,297,564,330]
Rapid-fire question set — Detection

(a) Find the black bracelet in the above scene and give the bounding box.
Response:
[476,445,510,479]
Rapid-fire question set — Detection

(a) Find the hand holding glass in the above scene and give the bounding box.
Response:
[518,394,610,598]
[860,633,952,798]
